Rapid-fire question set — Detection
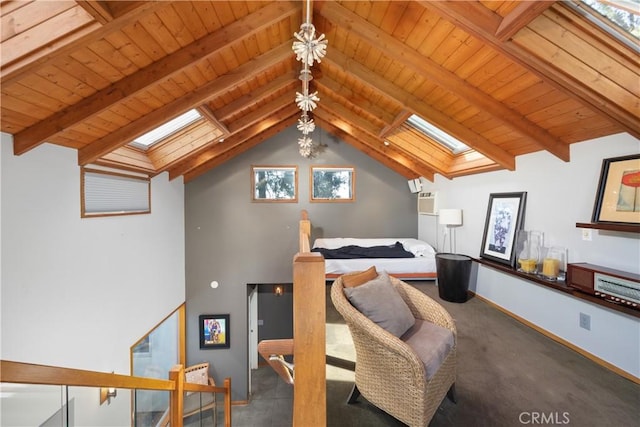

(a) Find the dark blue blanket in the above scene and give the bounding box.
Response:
[311,241,414,259]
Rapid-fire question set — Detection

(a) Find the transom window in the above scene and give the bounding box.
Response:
[406,114,470,154]
[130,109,203,150]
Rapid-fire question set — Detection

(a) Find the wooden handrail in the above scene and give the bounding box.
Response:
[1,360,232,427]
[0,360,173,390]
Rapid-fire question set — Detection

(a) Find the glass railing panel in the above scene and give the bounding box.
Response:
[0,383,67,427]
[67,385,130,427]
[132,309,180,423]
[183,391,218,427]
[133,389,171,426]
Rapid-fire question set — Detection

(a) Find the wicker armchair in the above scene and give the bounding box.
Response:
[331,275,457,427]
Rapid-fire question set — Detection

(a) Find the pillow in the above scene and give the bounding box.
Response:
[344,271,415,337]
[401,239,436,257]
[185,364,209,385]
[341,266,378,288]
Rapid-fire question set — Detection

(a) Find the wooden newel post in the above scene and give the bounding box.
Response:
[292,252,326,427]
[224,377,232,427]
[169,364,185,427]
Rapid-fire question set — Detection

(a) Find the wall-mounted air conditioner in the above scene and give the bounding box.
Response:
[418,192,437,215]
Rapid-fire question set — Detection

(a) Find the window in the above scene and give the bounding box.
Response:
[406,114,470,154]
[571,0,640,45]
[310,166,355,202]
[81,167,151,217]
[251,166,298,202]
[129,109,203,150]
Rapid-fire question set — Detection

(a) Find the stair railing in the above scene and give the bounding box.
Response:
[0,360,231,427]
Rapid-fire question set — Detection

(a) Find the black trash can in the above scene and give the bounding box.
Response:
[436,253,472,303]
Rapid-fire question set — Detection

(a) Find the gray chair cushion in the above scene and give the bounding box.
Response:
[344,271,415,337]
[402,319,455,379]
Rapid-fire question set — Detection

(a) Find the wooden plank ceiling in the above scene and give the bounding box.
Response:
[1,1,637,183]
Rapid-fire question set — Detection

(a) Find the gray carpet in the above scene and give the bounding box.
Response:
[232,281,639,426]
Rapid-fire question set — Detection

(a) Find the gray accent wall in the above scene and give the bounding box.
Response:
[184,125,418,400]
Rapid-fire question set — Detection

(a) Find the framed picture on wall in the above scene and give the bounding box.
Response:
[199,314,230,349]
[251,166,298,202]
[591,154,640,225]
[479,192,527,267]
[310,166,355,202]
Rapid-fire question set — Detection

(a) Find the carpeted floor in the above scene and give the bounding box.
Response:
[232,281,639,427]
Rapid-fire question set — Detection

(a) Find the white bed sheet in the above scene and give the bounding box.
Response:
[312,238,437,277]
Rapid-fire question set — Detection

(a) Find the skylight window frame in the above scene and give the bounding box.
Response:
[406,114,471,155]
[567,0,640,52]
[129,109,203,150]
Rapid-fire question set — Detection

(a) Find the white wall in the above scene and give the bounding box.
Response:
[419,133,640,377]
[1,133,186,424]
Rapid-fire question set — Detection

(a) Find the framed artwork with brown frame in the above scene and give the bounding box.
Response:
[199,314,230,349]
[479,192,527,268]
[591,154,640,225]
[310,166,355,202]
[251,166,298,202]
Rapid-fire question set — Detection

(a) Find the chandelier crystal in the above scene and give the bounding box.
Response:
[292,0,327,158]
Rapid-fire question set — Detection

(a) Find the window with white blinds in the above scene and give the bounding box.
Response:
[81,167,151,217]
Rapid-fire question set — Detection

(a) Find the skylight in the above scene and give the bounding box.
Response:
[406,114,470,154]
[130,109,202,149]
[575,0,639,43]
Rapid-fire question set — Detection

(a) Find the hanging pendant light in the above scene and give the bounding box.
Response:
[292,0,327,158]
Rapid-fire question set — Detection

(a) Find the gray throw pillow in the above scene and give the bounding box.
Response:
[343,271,415,337]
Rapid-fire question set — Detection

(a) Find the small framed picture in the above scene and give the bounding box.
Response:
[592,154,640,225]
[199,314,230,349]
[310,166,355,202]
[480,192,527,267]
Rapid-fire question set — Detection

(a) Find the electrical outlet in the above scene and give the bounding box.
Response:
[579,313,591,330]
[581,229,592,241]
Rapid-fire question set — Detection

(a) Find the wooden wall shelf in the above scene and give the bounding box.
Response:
[475,258,639,319]
[576,222,640,233]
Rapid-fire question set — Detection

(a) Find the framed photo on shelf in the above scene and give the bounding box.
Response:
[592,154,640,225]
[251,166,298,202]
[310,166,355,202]
[480,192,527,267]
[199,314,230,349]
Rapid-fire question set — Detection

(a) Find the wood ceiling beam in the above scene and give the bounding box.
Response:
[213,72,297,122]
[314,107,436,181]
[226,93,293,135]
[422,1,640,139]
[13,1,300,156]
[77,42,293,166]
[198,106,230,137]
[323,50,516,171]
[320,1,569,162]
[379,110,412,139]
[314,77,396,125]
[495,1,556,41]
[181,107,300,183]
[75,1,114,24]
[1,1,166,84]
[317,96,383,136]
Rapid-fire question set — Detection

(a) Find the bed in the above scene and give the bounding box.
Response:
[311,237,437,280]
[298,211,437,280]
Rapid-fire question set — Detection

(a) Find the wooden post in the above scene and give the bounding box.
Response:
[292,252,326,426]
[169,364,184,427]
[224,377,232,427]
